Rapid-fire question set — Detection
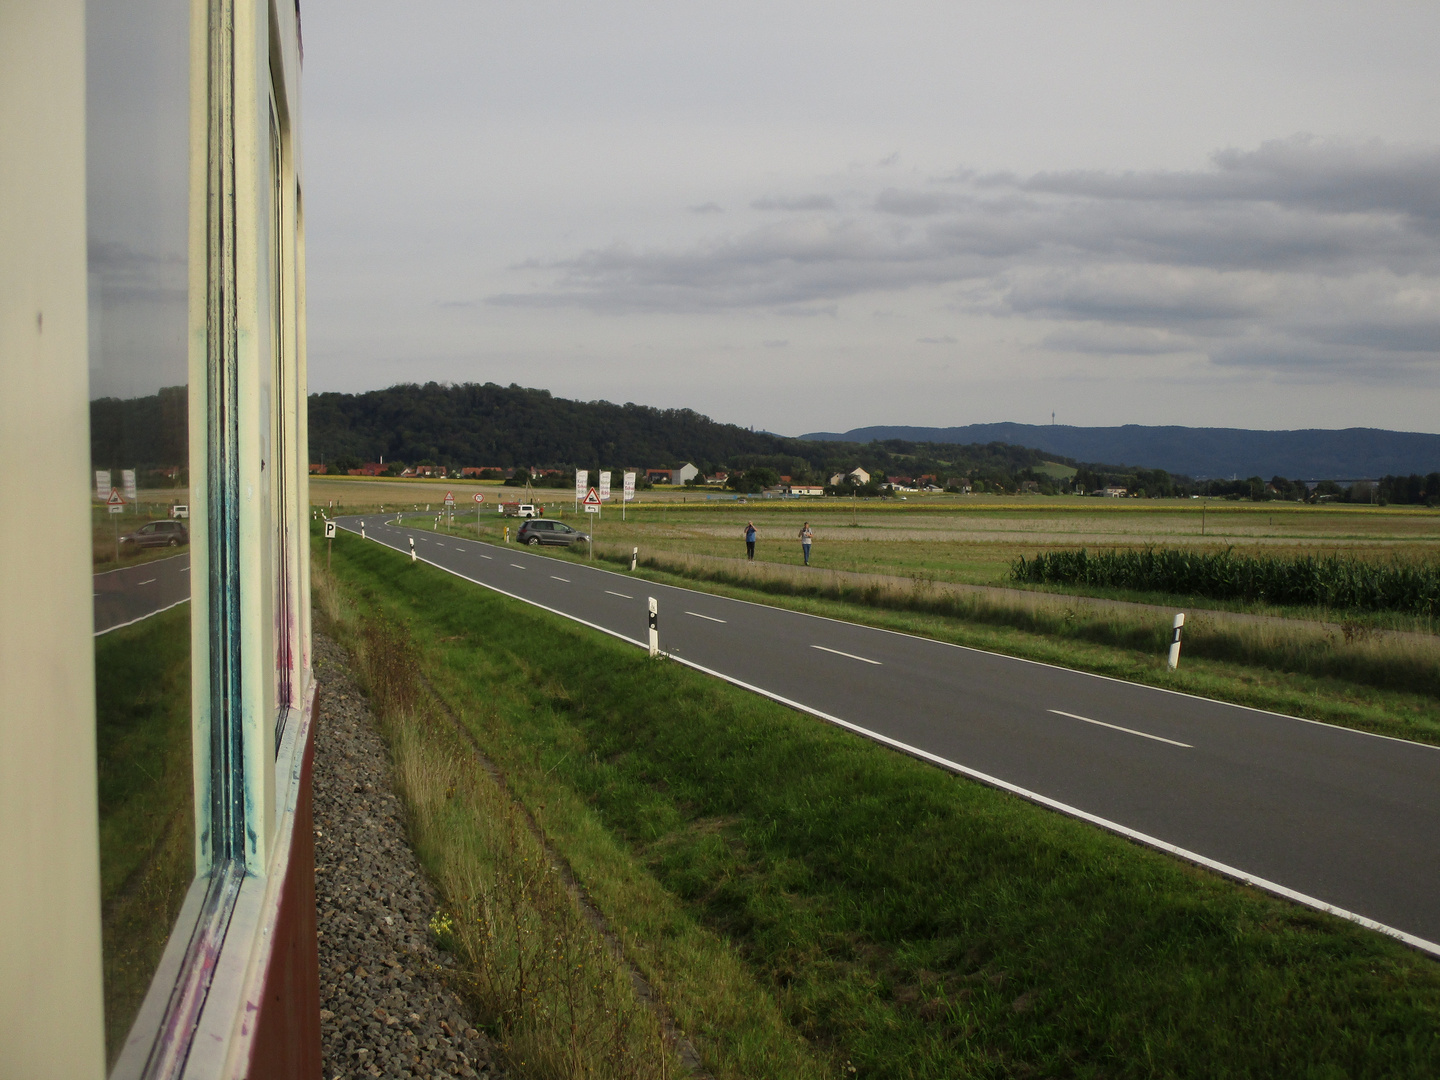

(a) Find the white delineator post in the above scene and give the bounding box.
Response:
[360,520,366,540]
[631,547,638,572]
[648,597,659,658]
[409,537,416,562]
[1167,612,1185,670]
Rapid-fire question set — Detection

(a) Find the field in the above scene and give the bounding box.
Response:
[314,527,1440,1079]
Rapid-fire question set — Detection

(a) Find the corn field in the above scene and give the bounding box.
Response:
[1011,547,1440,616]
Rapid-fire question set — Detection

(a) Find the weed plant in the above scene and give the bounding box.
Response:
[316,569,678,1080]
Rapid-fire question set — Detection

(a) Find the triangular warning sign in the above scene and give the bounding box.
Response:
[107,487,125,505]
[445,490,454,501]
[582,487,601,505]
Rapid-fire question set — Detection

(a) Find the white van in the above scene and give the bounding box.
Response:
[171,504,189,519]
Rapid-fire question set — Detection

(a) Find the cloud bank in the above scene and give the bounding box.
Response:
[488,137,1440,380]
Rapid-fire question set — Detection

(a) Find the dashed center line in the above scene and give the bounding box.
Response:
[551,575,570,582]
[510,563,526,570]
[605,590,633,599]
[811,644,882,665]
[138,578,157,585]
[479,554,492,560]
[686,611,726,623]
[1047,709,1192,748]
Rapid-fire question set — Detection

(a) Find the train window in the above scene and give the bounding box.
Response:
[86,0,196,1064]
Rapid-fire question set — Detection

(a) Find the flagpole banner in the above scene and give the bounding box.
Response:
[599,471,612,501]
[623,471,636,502]
[122,469,137,501]
[575,470,588,502]
[96,470,111,501]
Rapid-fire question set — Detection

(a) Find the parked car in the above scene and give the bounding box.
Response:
[119,519,189,549]
[516,519,588,547]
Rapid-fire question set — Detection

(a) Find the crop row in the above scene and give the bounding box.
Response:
[1011,547,1440,616]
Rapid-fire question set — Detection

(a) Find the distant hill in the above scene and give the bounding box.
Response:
[306,382,1063,483]
[800,424,1440,480]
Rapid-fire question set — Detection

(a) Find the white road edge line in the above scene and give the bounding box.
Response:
[1048,709,1193,748]
[812,644,881,665]
[94,596,190,637]
[606,590,633,599]
[336,521,1440,753]
[347,524,1440,960]
[138,578,157,585]
[686,611,727,623]
[551,575,570,582]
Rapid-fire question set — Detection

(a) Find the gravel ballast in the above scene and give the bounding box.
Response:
[313,632,508,1080]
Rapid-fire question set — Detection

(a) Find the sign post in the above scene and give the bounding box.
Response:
[325,519,336,569]
[107,487,125,561]
[583,486,601,556]
[444,490,455,526]
[622,471,635,521]
[473,491,485,535]
[1167,613,1185,670]
[574,470,588,514]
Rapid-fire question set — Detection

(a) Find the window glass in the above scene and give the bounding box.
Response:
[86,0,195,1064]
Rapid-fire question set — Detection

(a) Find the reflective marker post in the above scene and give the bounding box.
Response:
[409,537,416,563]
[648,597,659,658]
[361,520,366,540]
[1167,612,1185,670]
[631,547,638,572]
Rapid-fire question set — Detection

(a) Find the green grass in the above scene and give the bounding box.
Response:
[94,604,195,1065]
[319,525,1440,1079]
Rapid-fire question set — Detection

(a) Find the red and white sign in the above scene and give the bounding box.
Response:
[472,492,485,503]
[623,471,636,502]
[583,487,601,513]
[96,470,111,501]
[598,471,612,501]
[574,470,588,502]
[107,487,125,514]
[122,469,137,501]
[444,490,455,505]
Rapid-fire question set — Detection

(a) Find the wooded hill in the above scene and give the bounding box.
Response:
[306,382,1066,488]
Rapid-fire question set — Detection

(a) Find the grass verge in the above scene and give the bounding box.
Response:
[318,525,1440,1078]
[94,604,194,1065]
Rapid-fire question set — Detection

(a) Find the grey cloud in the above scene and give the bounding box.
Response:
[916,335,957,344]
[488,138,1440,376]
[751,194,836,211]
[689,202,724,214]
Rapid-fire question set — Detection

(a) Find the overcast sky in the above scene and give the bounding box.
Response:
[302,1,1440,435]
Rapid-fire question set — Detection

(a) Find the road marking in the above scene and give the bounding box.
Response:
[138,578,157,585]
[686,611,726,623]
[1048,709,1192,748]
[812,644,882,665]
[479,554,492,560]
[510,563,526,569]
[551,575,570,582]
[435,542,446,547]
[606,590,633,599]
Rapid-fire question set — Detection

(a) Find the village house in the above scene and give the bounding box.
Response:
[346,462,386,477]
[646,463,699,485]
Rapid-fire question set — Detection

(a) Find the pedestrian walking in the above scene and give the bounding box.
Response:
[799,521,814,565]
[744,520,757,560]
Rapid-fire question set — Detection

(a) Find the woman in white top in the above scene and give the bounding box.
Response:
[799,522,814,565]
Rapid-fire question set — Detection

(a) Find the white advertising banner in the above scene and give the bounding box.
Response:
[623,471,636,502]
[598,471,611,501]
[574,470,588,501]
[95,470,111,501]
[122,469,137,501]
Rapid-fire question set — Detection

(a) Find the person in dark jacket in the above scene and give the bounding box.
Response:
[744,521,757,560]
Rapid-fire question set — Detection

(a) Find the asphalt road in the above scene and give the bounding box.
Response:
[339,515,1440,955]
[94,552,190,635]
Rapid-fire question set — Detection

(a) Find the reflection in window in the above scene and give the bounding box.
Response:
[86,0,194,1063]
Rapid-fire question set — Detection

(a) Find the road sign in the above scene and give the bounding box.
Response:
[444,490,455,505]
[472,492,485,503]
[107,487,125,509]
[582,487,601,505]
[325,521,337,539]
[586,503,600,513]
[599,471,611,501]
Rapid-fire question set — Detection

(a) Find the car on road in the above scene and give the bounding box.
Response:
[516,518,588,547]
[119,520,189,549]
